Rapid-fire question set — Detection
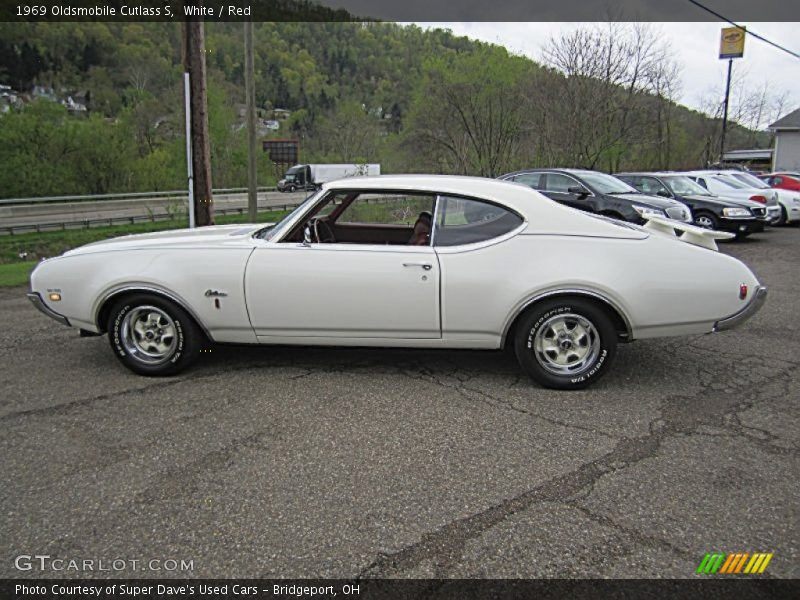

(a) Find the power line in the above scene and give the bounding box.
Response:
[686,0,800,60]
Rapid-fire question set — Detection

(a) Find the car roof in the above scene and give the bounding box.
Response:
[323,174,547,218]
[617,172,694,177]
[320,174,637,237]
[503,168,597,176]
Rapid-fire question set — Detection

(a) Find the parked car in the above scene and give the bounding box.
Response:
[615,172,765,239]
[722,170,800,225]
[682,171,782,224]
[761,173,800,192]
[499,169,693,224]
[28,176,766,390]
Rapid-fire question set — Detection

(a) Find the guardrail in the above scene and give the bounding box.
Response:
[0,202,305,236]
[0,187,278,206]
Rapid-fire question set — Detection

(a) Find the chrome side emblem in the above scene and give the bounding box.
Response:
[204,289,228,297]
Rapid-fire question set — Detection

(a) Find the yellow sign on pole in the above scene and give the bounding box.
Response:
[720,26,746,59]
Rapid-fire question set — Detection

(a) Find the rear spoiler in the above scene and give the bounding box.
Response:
[642,215,735,251]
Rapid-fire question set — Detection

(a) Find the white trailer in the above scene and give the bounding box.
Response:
[278,164,381,192]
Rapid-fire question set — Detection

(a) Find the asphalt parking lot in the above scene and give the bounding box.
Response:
[1,227,798,579]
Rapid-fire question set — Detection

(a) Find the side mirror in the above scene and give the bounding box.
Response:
[656,189,672,198]
[302,224,313,246]
[567,186,589,197]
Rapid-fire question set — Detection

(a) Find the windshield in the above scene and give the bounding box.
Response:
[730,172,769,189]
[255,190,321,240]
[579,172,638,194]
[663,176,713,196]
[715,175,747,189]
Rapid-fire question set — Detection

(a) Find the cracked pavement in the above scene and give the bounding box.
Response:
[0,227,797,579]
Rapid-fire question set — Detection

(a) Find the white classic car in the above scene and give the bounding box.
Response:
[28,176,767,389]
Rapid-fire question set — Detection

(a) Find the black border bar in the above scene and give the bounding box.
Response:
[2,579,799,600]
[1,0,798,22]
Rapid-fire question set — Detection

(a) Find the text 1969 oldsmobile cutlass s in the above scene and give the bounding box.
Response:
[28,176,767,389]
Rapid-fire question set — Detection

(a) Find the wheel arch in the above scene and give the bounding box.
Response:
[501,290,632,349]
[95,285,212,341]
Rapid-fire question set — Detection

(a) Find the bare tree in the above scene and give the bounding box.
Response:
[699,67,793,161]
[541,22,681,171]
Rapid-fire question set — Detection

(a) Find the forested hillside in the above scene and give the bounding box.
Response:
[0,20,768,199]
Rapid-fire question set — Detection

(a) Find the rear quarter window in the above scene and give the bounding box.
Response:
[434,196,523,247]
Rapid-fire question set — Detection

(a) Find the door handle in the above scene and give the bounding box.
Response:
[403,262,432,271]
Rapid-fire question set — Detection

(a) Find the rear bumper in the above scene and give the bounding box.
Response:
[766,206,782,223]
[712,286,767,332]
[27,292,71,327]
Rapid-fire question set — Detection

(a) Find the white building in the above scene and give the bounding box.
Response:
[769,108,800,172]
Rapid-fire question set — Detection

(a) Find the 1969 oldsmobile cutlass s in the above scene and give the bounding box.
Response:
[28,176,767,389]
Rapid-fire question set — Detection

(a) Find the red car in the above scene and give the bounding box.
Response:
[760,173,800,192]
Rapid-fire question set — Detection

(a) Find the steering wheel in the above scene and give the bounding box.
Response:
[310,218,336,243]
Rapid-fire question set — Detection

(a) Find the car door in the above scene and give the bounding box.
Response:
[244,191,441,340]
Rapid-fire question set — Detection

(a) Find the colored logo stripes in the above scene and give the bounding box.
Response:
[696,552,773,574]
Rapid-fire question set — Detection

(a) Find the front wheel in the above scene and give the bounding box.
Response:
[694,211,719,230]
[776,206,787,226]
[107,293,203,376]
[514,299,617,390]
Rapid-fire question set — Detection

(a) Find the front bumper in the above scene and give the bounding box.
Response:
[717,217,764,234]
[27,292,70,327]
[712,286,767,332]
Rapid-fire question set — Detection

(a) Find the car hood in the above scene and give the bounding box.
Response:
[681,194,751,208]
[62,224,266,256]
[609,193,684,209]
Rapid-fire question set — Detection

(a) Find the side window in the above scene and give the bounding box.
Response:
[513,173,543,189]
[336,193,434,226]
[543,173,577,193]
[692,177,709,190]
[772,177,782,185]
[618,175,641,190]
[641,177,669,196]
[434,196,523,247]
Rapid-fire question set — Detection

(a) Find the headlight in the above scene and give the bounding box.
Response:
[632,205,666,218]
[722,207,751,217]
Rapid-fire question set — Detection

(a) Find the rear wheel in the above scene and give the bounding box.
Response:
[514,299,617,390]
[107,293,203,376]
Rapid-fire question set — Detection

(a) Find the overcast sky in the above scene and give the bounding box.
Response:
[414,22,799,127]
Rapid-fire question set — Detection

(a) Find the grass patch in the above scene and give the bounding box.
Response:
[0,262,37,288]
[0,209,291,266]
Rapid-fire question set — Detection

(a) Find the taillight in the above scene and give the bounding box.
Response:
[740,283,748,300]
[750,195,767,204]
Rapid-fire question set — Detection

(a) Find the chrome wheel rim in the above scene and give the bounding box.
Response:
[533,313,600,375]
[696,215,714,229]
[120,306,177,365]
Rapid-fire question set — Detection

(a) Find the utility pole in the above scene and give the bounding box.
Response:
[181,12,214,226]
[719,58,733,162]
[244,21,258,222]
[718,26,746,164]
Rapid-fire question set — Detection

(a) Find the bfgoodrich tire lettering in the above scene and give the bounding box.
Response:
[107,293,203,376]
[514,298,617,390]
